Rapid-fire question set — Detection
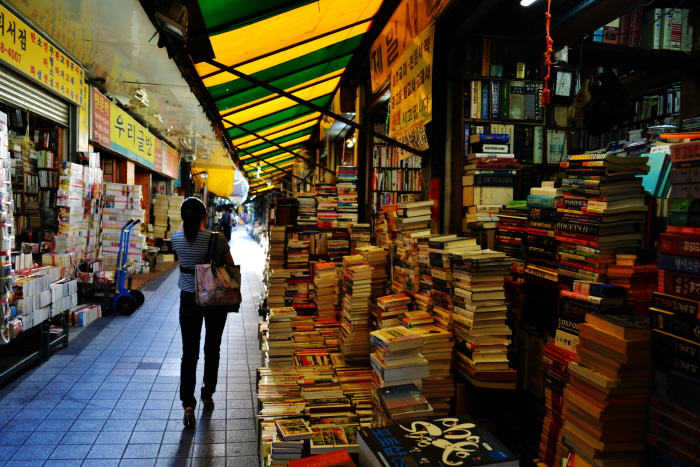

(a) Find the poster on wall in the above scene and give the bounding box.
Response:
[91,88,111,148]
[388,23,434,159]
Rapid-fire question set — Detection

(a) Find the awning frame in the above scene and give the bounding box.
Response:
[237,146,309,185]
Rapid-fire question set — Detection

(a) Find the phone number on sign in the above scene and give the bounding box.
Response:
[0,43,21,63]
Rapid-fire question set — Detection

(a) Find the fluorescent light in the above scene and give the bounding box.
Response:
[521,0,538,5]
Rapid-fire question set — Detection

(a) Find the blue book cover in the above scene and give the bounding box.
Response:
[358,413,519,467]
[658,254,700,275]
[378,383,429,413]
[490,81,500,119]
[481,84,489,120]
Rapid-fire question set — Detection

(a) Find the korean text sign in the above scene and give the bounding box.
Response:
[0,5,87,107]
[109,105,155,169]
[388,23,434,140]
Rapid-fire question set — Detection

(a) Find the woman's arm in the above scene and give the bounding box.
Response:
[223,251,235,265]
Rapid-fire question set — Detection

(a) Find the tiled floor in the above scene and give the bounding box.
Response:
[0,228,266,467]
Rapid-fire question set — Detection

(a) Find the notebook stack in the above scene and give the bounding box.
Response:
[373,294,411,329]
[562,314,653,467]
[649,149,700,467]
[606,254,658,316]
[315,184,338,228]
[339,255,374,360]
[336,166,358,227]
[264,306,296,368]
[494,200,528,260]
[556,153,650,290]
[296,193,317,227]
[450,249,516,389]
[369,327,430,425]
[313,261,339,321]
[356,246,388,298]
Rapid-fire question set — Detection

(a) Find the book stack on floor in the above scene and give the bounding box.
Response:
[309,426,360,456]
[606,253,658,316]
[358,413,518,467]
[373,211,390,249]
[101,182,145,262]
[392,235,426,295]
[649,181,700,467]
[268,418,311,466]
[373,294,412,329]
[556,153,650,289]
[336,166,359,227]
[296,193,317,227]
[152,194,170,239]
[269,226,287,270]
[264,306,296,368]
[356,246,388,298]
[257,368,304,418]
[290,449,357,466]
[495,200,528,260]
[409,324,455,416]
[328,230,350,264]
[336,367,373,426]
[287,268,314,311]
[287,234,310,270]
[267,268,291,309]
[561,314,653,467]
[81,163,103,261]
[316,184,338,228]
[339,255,374,361]
[451,249,516,389]
[313,261,339,321]
[369,327,431,425]
[392,200,433,240]
[538,341,577,467]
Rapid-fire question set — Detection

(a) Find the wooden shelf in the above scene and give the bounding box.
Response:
[8,126,59,131]
[372,167,421,169]
[463,76,543,83]
[464,119,543,125]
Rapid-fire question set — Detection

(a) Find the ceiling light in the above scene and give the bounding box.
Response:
[521,0,538,5]
[346,137,356,148]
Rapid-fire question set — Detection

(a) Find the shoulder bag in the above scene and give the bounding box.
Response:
[194,232,242,311]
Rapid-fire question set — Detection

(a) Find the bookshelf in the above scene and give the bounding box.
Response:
[2,108,63,240]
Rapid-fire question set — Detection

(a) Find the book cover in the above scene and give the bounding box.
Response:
[276,419,314,440]
[481,83,490,120]
[508,81,525,120]
[652,292,700,319]
[584,313,651,340]
[379,383,430,414]
[288,448,356,467]
[358,414,518,467]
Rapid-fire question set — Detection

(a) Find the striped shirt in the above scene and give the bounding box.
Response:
[172,230,230,292]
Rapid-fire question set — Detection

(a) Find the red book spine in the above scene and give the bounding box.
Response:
[470,157,517,164]
[618,11,631,46]
[669,141,700,163]
[476,163,522,169]
[629,6,643,47]
[658,269,700,302]
[666,225,700,235]
[659,233,700,258]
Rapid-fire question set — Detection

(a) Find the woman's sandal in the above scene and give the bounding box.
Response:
[183,407,196,426]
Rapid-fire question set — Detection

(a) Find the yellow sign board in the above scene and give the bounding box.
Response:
[0,5,87,107]
[109,105,155,169]
[369,0,449,92]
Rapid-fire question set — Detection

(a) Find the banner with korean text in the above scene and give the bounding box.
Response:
[162,144,179,179]
[369,0,449,92]
[109,105,155,169]
[388,22,434,162]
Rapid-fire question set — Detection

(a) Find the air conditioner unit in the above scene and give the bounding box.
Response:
[184,154,197,163]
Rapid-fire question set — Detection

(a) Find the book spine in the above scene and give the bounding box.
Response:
[474,174,516,186]
[658,269,700,302]
[476,163,521,169]
[670,169,700,185]
[668,212,700,228]
[554,221,600,236]
[669,8,683,50]
[659,233,700,258]
[618,11,631,46]
[560,290,604,304]
[629,6,643,47]
[490,81,500,120]
[650,309,700,344]
[681,9,693,52]
[528,207,556,221]
[482,38,491,77]
[472,134,510,143]
[527,195,558,209]
[481,83,489,120]
[669,142,700,163]
[652,292,700,319]
[658,254,700,275]
[652,345,699,380]
[470,81,479,119]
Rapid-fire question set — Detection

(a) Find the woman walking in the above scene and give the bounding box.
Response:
[171,197,235,426]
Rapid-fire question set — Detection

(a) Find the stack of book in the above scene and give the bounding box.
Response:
[374,383,433,425]
[369,327,430,425]
[56,163,90,262]
[562,314,653,466]
[648,144,700,466]
[257,367,304,418]
[392,200,433,239]
[313,261,339,321]
[267,268,290,309]
[409,324,455,416]
[286,234,310,270]
[264,307,296,368]
[495,200,528,260]
[152,194,170,239]
[100,182,145,263]
[606,253,658,316]
[166,195,184,238]
[81,162,103,261]
[374,294,411,329]
[296,193,317,227]
[392,235,423,295]
[336,166,358,227]
[349,223,371,254]
[270,419,311,466]
[339,255,374,360]
[356,245,388,298]
[315,184,338,228]
[327,230,350,264]
[287,268,313,311]
[451,249,516,389]
[336,366,373,425]
[526,182,560,270]
[556,153,650,289]
[268,226,287,270]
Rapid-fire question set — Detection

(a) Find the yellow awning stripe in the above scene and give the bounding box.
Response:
[232,113,320,147]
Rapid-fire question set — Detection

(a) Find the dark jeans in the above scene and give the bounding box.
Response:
[221,225,232,241]
[179,291,228,409]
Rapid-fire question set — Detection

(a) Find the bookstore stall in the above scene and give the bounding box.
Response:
[249,3,700,467]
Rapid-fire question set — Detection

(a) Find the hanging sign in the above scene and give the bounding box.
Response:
[369,0,449,92]
[0,5,87,107]
[162,144,179,180]
[109,105,155,169]
[91,88,111,148]
[154,138,163,173]
[388,23,434,143]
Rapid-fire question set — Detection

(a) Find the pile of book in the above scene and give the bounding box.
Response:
[339,255,374,360]
[313,261,339,321]
[264,307,296,368]
[647,140,700,467]
[287,234,310,270]
[296,193,317,227]
[562,314,653,466]
[495,200,528,260]
[152,194,170,239]
[81,161,103,261]
[327,230,350,263]
[267,268,290,309]
[556,153,650,289]
[410,324,455,416]
[336,166,359,227]
[392,200,433,239]
[100,182,145,263]
[463,133,517,245]
[369,327,431,425]
[269,418,311,466]
[451,249,516,389]
[606,253,658,316]
[356,245,388,298]
[349,223,371,254]
[315,184,338,228]
[373,294,411,329]
[268,226,287,270]
[56,163,91,261]
[526,183,560,270]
